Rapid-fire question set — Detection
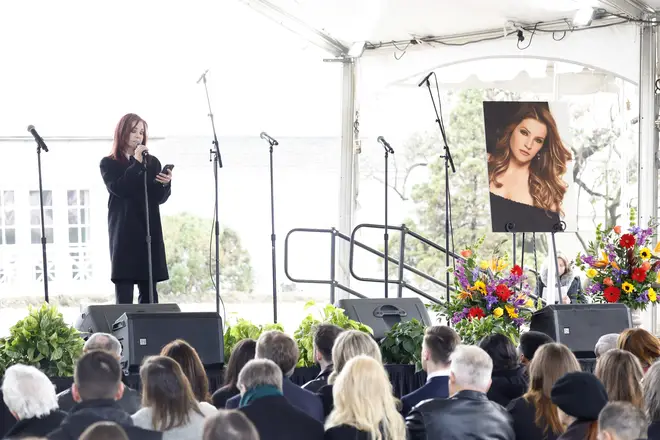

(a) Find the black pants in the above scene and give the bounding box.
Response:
[114,280,159,304]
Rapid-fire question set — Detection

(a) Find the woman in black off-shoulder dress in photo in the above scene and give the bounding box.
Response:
[487,102,572,233]
[100,113,172,304]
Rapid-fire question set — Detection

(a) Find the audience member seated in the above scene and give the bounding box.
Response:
[317,330,382,418]
[598,402,648,440]
[47,350,161,440]
[400,326,459,415]
[212,339,256,409]
[595,334,620,358]
[57,333,140,414]
[160,339,212,403]
[325,355,405,440]
[237,359,323,440]
[642,362,660,439]
[226,331,324,422]
[617,328,660,373]
[550,372,608,440]
[507,343,581,440]
[594,349,644,409]
[302,324,344,393]
[1,364,66,439]
[479,333,528,408]
[131,356,217,440]
[406,345,514,440]
[203,410,260,440]
[78,421,129,440]
[518,331,554,367]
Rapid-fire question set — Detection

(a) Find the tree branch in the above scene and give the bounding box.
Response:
[573,175,612,200]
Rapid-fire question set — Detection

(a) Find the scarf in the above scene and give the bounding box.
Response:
[239,385,283,408]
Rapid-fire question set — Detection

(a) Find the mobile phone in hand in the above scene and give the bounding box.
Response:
[162,164,175,174]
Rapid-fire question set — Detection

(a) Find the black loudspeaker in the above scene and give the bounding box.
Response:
[337,298,432,340]
[75,304,181,335]
[112,312,224,373]
[530,304,631,357]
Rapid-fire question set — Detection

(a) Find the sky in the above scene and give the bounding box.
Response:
[0,0,342,138]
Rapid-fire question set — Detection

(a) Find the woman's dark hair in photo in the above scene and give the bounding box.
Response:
[161,339,212,403]
[222,339,257,390]
[479,333,519,370]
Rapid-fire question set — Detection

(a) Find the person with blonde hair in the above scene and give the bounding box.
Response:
[317,330,382,418]
[617,328,660,372]
[325,355,406,440]
[595,349,644,409]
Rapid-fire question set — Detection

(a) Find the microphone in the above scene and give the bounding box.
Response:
[377,136,394,153]
[417,71,433,87]
[196,69,209,84]
[260,132,279,146]
[27,125,48,152]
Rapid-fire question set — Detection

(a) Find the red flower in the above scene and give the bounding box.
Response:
[510,265,523,277]
[620,234,636,248]
[467,306,485,320]
[632,268,647,283]
[603,286,621,303]
[496,284,512,302]
[460,249,473,258]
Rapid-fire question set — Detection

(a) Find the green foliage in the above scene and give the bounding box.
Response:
[223,318,284,361]
[453,315,521,346]
[0,303,84,377]
[380,319,426,370]
[294,301,373,367]
[161,213,254,297]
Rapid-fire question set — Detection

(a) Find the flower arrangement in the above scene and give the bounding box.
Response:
[576,222,660,310]
[432,240,535,345]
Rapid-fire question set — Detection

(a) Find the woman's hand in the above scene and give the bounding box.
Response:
[155,169,172,185]
[562,295,570,304]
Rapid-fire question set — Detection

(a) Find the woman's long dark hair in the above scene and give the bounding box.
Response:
[222,339,256,390]
[160,339,211,403]
[140,356,203,431]
[108,113,147,163]
[478,333,519,370]
[488,103,572,214]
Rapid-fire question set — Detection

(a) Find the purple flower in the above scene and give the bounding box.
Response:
[581,255,597,266]
[472,268,480,282]
[638,290,650,303]
[513,317,525,327]
[451,309,469,324]
[485,295,499,310]
[586,283,602,295]
[513,296,527,307]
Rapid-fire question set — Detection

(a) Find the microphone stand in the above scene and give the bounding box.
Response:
[32,135,50,303]
[380,139,393,298]
[142,153,154,304]
[198,70,223,316]
[263,135,278,323]
[421,73,456,305]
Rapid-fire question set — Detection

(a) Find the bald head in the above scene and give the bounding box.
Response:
[84,333,122,359]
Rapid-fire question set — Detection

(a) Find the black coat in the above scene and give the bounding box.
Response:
[506,396,560,440]
[325,425,373,440]
[212,385,239,409]
[2,410,66,439]
[240,395,324,440]
[487,365,528,408]
[302,366,333,394]
[100,155,171,282]
[57,385,141,415]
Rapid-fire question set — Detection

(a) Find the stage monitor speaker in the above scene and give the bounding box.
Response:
[337,298,432,340]
[75,304,181,336]
[112,312,224,373]
[530,303,631,357]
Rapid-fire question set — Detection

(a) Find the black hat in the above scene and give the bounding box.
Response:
[551,372,608,421]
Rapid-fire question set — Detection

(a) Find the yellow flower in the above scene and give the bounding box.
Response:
[640,248,652,261]
[472,281,487,295]
[656,271,660,284]
[649,288,657,302]
[479,261,489,270]
[493,307,504,318]
[622,282,634,294]
[505,304,518,318]
[586,268,597,278]
[525,299,535,308]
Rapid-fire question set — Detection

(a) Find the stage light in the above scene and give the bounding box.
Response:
[348,41,366,58]
[573,7,594,26]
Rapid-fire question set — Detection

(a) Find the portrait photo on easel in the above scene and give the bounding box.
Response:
[483,101,577,234]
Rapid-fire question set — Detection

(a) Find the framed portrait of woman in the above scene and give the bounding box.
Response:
[483,101,576,233]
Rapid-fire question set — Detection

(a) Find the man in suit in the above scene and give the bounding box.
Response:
[400,326,460,415]
[236,359,324,440]
[226,331,324,422]
[57,333,141,414]
[302,324,344,393]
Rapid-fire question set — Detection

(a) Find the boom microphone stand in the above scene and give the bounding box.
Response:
[197,69,223,316]
[141,149,155,304]
[27,125,50,303]
[418,72,456,304]
[377,136,394,298]
[260,132,279,323]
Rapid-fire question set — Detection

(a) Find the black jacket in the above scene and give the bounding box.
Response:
[325,424,373,440]
[2,410,66,439]
[406,390,514,440]
[487,366,528,408]
[240,395,324,440]
[212,385,239,409]
[558,420,593,440]
[46,399,161,440]
[57,386,141,415]
[303,366,333,394]
[401,376,449,416]
[649,421,660,440]
[507,396,560,440]
[100,155,171,283]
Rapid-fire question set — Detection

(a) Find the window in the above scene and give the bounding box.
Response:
[0,191,15,245]
[68,190,92,280]
[29,190,54,244]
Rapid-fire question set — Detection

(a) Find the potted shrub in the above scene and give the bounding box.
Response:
[223,318,283,361]
[380,319,426,370]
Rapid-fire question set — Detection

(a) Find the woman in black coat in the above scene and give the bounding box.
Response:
[479,333,528,408]
[100,113,172,304]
